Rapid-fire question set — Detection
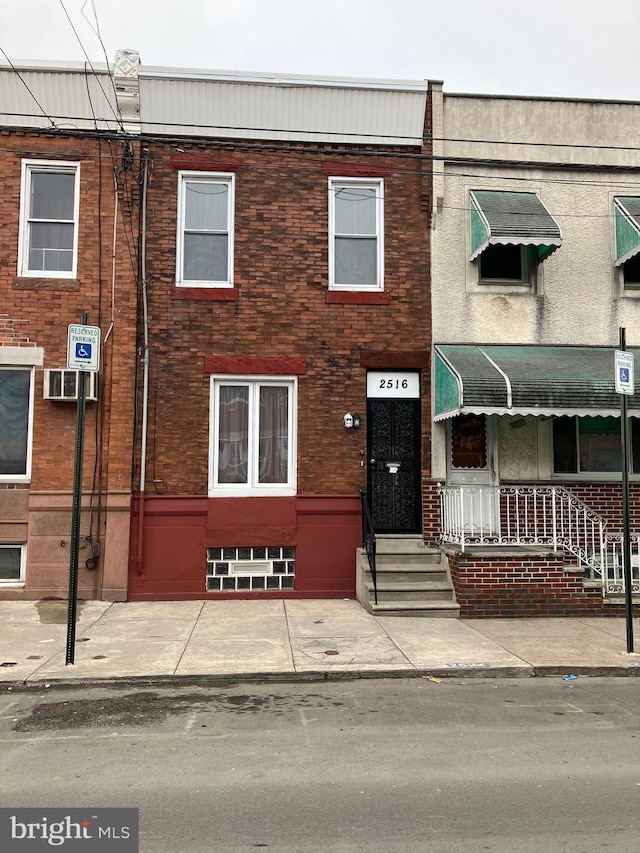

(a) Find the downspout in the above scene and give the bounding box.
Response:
[136,148,150,575]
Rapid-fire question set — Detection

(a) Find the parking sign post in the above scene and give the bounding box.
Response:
[65,314,100,666]
[617,328,634,654]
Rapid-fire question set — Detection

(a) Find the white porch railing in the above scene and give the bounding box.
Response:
[438,484,640,596]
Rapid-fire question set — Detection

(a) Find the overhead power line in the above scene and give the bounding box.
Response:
[0,46,57,128]
[57,0,124,131]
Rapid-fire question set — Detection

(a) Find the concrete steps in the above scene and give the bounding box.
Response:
[356,537,459,618]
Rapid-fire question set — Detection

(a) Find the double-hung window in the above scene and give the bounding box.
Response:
[209,377,296,496]
[177,172,234,287]
[0,366,34,481]
[19,160,80,278]
[329,178,384,290]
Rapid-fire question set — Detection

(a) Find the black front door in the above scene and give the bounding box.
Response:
[367,397,422,533]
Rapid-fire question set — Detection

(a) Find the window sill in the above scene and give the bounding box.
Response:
[0,582,25,588]
[14,277,80,291]
[172,287,239,301]
[326,291,390,305]
[209,488,297,498]
[551,474,635,482]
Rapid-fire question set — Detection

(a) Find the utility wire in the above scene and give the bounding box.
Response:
[80,0,126,129]
[0,46,57,128]
[57,0,124,131]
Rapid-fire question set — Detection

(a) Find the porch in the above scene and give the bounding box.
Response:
[438,484,640,610]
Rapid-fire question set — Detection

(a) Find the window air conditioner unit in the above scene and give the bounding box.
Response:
[43,369,98,402]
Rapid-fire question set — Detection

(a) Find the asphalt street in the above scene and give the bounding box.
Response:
[2,677,640,851]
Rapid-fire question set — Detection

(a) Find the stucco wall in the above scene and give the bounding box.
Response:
[432,92,640,347]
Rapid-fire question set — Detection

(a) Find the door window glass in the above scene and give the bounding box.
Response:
[451,414,487,469]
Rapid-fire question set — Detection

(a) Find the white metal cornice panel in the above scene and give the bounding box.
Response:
[0,66,121,130]
[138,77,427,145]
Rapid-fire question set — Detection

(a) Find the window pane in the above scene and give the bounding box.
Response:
[480,244,523,280]
[30,222,74,251]
[552,417,577,474]
[624,254,640,286]
[0,548,21,580]
[185,182,228,231]
[218,386,249,484]
[334,186,376,235]
[335,236,377,285]
[30,172,75,220]
[184,234,228,281]
[259,386,289,484]
[633,420,640,474]
[451,414,487,469]
[0,369,30,476]
[579,417,621,472]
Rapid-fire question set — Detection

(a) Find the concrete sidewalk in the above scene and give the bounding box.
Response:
[2,598,640,687]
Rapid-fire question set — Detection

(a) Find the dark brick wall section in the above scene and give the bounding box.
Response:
[142,137,432,497]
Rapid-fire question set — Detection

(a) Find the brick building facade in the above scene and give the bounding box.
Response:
[0,110,138,600]
[128,72,435,599]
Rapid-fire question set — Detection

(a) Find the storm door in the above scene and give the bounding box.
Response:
[446,413,499,537]
[366,371,422,533]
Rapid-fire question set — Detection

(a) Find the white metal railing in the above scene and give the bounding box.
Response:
[438,484,640,595]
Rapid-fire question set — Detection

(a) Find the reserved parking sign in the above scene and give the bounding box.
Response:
[67,324,100,372]
[615,349,634,395]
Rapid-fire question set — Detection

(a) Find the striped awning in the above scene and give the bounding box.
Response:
[469,191,562,262]
[434,344,640,421]
[614,197,640,266]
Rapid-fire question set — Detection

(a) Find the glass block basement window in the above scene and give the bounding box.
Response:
[206,546,295,591]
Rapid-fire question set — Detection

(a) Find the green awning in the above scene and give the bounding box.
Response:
[470,191,562,262]
[434,344,640,421]
[614,197,640,266]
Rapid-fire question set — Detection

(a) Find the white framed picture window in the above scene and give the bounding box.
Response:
[209,377,297,496]
[0,366,34,482]
[0,544,26,586]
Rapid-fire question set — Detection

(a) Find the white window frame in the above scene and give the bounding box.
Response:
[328,177,384,291]
[18,159,80,279]
[176,171,235,288]
[208,376,297,497]
[478,244,534,286]
[0,544,26,587]
[0,365,35,483]
[551,415,640,481]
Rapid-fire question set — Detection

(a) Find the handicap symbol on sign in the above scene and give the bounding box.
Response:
[620,367,630,383]
[75,343,91,360]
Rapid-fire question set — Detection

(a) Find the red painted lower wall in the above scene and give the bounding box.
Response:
[128,494,361,600]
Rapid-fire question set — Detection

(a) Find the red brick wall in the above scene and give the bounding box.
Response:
[426,479,640,616]
[0,132,138,493]
[448,550,617,617]
[0,131,139,599]
[140,138,432,497]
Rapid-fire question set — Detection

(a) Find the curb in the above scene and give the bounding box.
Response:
[6,662,640,691]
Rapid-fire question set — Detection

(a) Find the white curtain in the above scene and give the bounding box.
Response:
[259,386,289,484]
[217,386,249,484]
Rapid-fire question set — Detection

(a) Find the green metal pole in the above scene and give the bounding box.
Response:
[620,327,634,653]
[65,311,88,666]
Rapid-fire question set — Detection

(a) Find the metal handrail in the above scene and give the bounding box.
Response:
[360,490,378,605]
[437,483,640,594]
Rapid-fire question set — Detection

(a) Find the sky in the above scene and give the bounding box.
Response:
[1,0,639,101]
